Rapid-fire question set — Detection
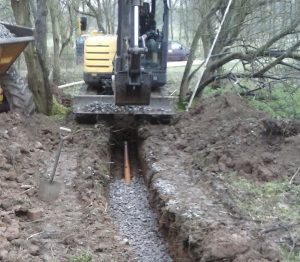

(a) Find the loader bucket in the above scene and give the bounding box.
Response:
[0,23,34,74]
[72,94,178,115]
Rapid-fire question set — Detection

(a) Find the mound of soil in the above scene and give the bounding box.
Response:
[0,112,132,261]
[1,92,299,261]
[140,93,300,261]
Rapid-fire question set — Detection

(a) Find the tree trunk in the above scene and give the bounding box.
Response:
[179,20,204,101]
[84,0,106,33]
[11,0,52,115]
[112,0,116,34]
[170,2,174,40]
[95,12,106,33]
[48,1,61,84]
[182,0,189,44]
[179,0,183,42]
[194,0,249,97]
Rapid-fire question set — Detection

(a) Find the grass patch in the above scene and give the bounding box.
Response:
[201,83,300,119]
[246,86,300,119]
[225,174,300,260]
[280,248,300,262]
[51,96,69,116]
[68,251,92,262]
[167,64,200,93]
[225,173,300,222]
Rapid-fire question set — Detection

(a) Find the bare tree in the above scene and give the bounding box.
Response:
[180,0,300,103]
[74,0,117,34]
[11,0,52,115]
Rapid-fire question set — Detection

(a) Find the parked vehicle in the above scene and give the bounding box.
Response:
[167,41,189,61]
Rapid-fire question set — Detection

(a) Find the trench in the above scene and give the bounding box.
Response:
[107,122,172,262]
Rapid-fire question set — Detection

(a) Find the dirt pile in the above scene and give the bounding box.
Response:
[0,112,132,261]
[140,93,300,261]
[176,93,300,182]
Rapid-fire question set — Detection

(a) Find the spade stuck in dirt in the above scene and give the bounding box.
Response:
[38,127,71,202]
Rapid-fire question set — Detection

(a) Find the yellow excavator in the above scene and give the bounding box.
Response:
[83,31,116,90]
[73,0,176,117]
[0,23,35,115]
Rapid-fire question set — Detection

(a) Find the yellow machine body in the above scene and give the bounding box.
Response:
[83,33,117,86]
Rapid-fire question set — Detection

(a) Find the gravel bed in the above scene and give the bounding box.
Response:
[109,176,172,262]
[84,102,172,114]
[0,24,15,38]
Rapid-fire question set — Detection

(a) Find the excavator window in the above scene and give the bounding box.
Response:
[139,2,160,67]
[80,17,87,32]
[140,3,155,36]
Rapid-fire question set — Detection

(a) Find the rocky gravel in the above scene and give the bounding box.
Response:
[109,176,172,262]
[84,101,173,115]
[0,24,15,38]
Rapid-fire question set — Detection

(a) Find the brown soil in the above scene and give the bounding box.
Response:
[0,93,299,261]
[139,93,300,261]
[0,113,132,261]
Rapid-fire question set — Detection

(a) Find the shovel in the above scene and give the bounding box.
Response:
[38,127,71,202]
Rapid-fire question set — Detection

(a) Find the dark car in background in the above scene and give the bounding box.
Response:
[167,41,190,61]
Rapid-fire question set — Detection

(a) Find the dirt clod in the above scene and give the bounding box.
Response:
[5,221,20,241]
[29,244,40,256]
[27,208,43,221]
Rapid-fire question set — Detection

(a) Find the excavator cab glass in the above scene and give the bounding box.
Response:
[80,17,87,32]
[139,0,165,69]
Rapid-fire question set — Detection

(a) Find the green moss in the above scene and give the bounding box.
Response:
[226,174,300,259]
[246,85,300,119]
[280,247,300,262]
[225,173,300,222]
[51,96,70,116]
[202,85,237,97]
[68,252,92,262]
[199,82,300,119]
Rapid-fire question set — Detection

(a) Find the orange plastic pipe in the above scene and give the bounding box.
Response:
[124,141,131,183]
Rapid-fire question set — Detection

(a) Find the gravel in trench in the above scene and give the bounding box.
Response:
[0,24,15,38]
[109,176,172,262]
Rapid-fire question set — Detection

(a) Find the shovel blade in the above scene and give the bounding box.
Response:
[38,178,61,202]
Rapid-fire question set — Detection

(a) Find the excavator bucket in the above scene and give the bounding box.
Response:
[0,23,34,74]
[72,94,177,115]
[114,71,152,106]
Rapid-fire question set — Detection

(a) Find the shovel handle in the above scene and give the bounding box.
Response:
[49,127,71,183]
[49,138,64,183]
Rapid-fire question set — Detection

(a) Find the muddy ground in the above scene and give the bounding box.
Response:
[0,113,132,261]
[0,93,299,261]
[140,93,300,261]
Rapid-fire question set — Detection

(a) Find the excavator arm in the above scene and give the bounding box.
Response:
[114,0,152,105]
